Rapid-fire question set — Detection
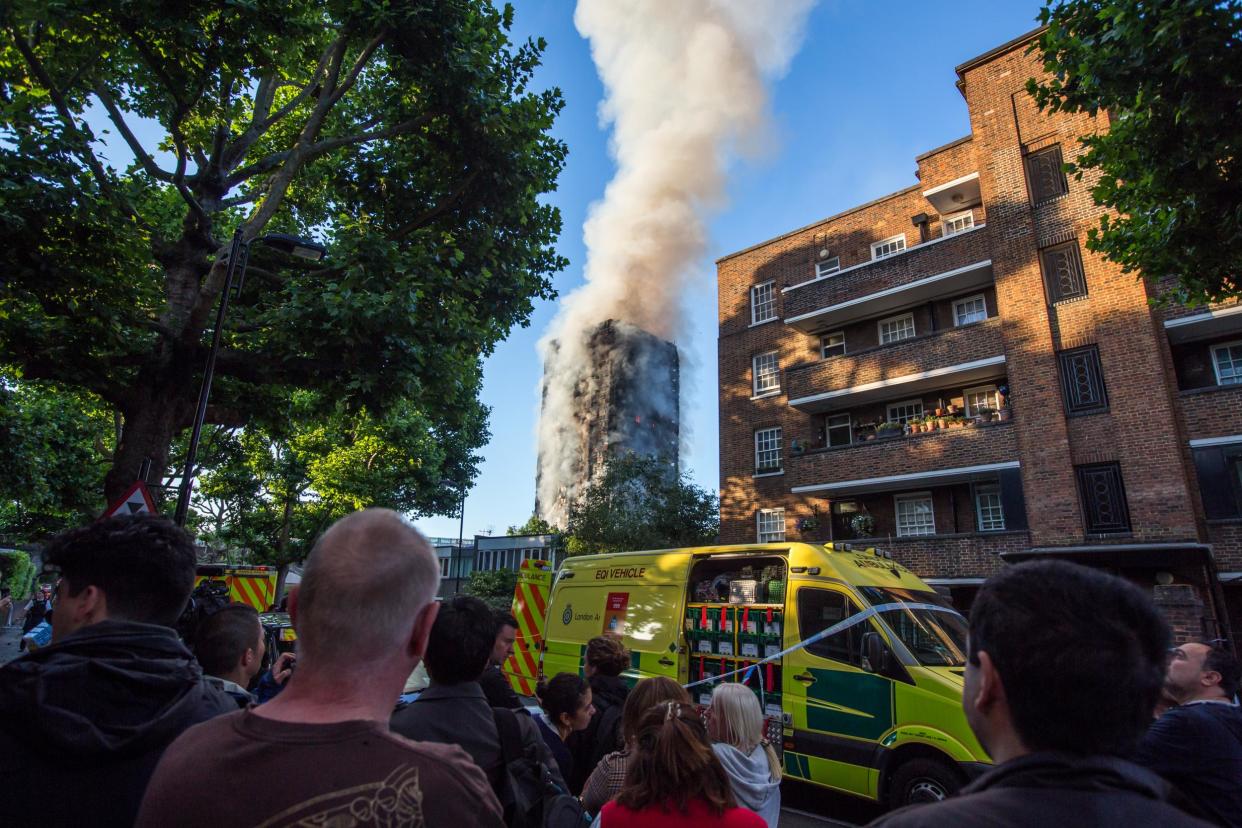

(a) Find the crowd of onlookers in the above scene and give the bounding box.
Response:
[0,510,1238,827]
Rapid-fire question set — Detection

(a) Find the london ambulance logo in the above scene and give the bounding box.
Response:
[562,604,573,625]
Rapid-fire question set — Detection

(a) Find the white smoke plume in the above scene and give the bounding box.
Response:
[536,0,817,525]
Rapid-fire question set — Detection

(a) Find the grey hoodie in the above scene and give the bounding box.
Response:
[712,742,781,827]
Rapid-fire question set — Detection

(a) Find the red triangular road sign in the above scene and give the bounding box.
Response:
[102,481,159,518]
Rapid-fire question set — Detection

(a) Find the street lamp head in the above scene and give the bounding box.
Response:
[257,233,327,261]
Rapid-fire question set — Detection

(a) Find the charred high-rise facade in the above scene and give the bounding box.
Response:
[536,319,680,528]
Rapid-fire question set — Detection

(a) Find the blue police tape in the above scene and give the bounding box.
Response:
[682,601,955,690]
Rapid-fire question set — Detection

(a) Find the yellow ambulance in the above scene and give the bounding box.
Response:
[525,542,989,809]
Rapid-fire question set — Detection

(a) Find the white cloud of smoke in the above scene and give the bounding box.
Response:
[535,0,816,524]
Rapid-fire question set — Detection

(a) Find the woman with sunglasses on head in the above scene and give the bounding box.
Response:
[597,701,765,827]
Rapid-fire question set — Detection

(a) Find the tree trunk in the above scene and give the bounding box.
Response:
[104,365,195,509]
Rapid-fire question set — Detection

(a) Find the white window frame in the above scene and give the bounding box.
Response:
[878,312,916,345]
[757,508,786,543]
[751,281,776,325]
[953,294,988,327]
[754,427,783,474]
[815,257,841,278]
[871,234,907,260]
[1211,340,1242,386]
[964,385,1000,416]
[886,399,924,425]
[752,351,780,396]
[820,331,846,359]
[895,492,936,537]
[826,413,852,448]
[975,484,1006,532]
[942,210,975,236]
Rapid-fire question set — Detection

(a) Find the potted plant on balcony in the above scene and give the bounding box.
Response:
[856,421,877,442]
[876,421,903,439]
[973,406,993,425]
[798,516,819,533]
[850,513,875,538]
[790,438,806,456]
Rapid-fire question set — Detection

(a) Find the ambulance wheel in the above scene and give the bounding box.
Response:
[887,757,964,809]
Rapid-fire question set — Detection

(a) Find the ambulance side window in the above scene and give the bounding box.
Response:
[798,588,863,667]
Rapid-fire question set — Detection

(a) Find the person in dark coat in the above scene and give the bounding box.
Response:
[0,515,235,827]
[1135,641,1242,827]
[869,561,1213,828]
[20,583,52,633]
[568,634,631,792]
[479,611,523,708]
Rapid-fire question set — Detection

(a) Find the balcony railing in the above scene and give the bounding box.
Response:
[782,223,994,326]
[786,317,1005,412]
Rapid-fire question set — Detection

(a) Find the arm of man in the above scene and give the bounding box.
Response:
[1133,709,1203,778]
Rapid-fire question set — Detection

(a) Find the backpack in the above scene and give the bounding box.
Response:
[492,708,589,828]
[587,703,624,771]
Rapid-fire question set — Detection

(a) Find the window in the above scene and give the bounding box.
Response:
[757,508,786,542]
[439,557,450,577]
[751,281,776,324]
[1059,345,1109,413]
[755,427,782,473]
[826,413,851,448]
[1076,463,1131,534]
[1211,341,1242,386]
[942,211,975,236]
[895,493,936,537]
[752,351,780,395]
[1026,145,1068,203]
[878,313,916,344]
[887,399,924,424]
[974,484,1006,531]
[815,257,841,278]
[821,331,845,359]
[964,385,999,416]
[1193,444,1242,519]
[953,294,987,327]
[871,235,907,260]
[798,588,863,665]
[1041,240,1088,302]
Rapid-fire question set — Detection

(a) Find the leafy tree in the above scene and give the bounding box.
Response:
[0,373,115,539]
[506,514,557,535]
[0,550,37,600]
[1028,0,1242,305]
[0,0,567,503]
[195,391,487,593]
[565,453,719,557]
[463,567,518,613]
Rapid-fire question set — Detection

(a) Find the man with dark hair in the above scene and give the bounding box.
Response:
[391,595,562,790]
[1135,641,1242,827]
[196,604,266,706]
[0,515,235,827]
[480,610,523,708]
[871,561,1211,827]
[138,509,501,827]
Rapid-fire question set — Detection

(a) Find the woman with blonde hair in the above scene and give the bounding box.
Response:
[707,684,782,827]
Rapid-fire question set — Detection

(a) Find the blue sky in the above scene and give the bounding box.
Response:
[414,0,1042,539]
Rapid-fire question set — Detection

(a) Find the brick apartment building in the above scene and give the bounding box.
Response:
[716,29,1242,640]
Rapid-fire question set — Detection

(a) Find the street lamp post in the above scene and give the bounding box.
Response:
[173,229,327,526]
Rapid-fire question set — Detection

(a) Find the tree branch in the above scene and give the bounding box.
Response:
[389,170,481,239]
[92,83,175,182]
[326,29,388,107]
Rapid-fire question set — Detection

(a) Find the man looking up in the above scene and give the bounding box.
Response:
[480,611,523,708]
[0,515,235,827]
[1136,641,1242,827]
[870,561,1211,827]
[138,508,502,827]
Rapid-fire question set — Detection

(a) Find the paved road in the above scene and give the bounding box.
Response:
[1,623,25,665]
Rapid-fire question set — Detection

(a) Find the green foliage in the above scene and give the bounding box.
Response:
[506,514,558,535]
[463,567,518,613]
[1028,0,1242,305]
[565,453,719,557]
[0,373,114,539]
[0,0,567,501]
[0,550,36,599]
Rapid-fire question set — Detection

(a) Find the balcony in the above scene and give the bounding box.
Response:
[789,419,1019,493]
[782,223,994,331]
[786,317,1006,414]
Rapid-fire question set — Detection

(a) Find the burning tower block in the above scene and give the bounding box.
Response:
[536,320,679,528]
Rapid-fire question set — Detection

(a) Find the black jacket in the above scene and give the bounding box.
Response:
[1134,701,1242,827]
[0,619,236,827]
[869,752,1215,828]
[568,673,629,793]
[479,664,523,709]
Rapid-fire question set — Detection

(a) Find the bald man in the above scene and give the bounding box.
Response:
[137,509,503,827]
